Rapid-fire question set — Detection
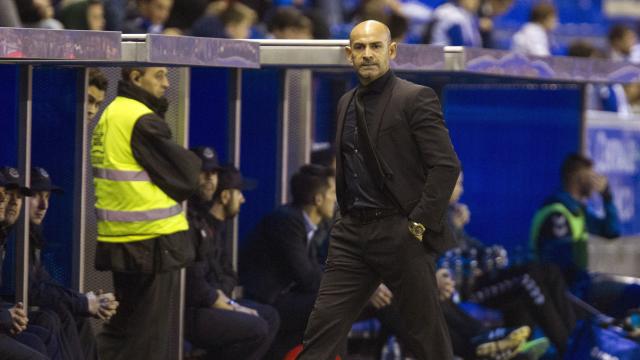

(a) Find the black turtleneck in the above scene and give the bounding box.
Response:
[118,80,169,118]
[121,81,202,203]
[341,70,395,210]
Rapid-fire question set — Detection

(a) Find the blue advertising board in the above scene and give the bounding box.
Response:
[586,112,640,236]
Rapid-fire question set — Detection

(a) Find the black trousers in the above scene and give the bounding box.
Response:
[299,214,453,360]
[97,270,178,360]
[0,333,47,360]
[472,263,576,354]
[185,299,280,360]
[29,309,70,360]
[265,291,317,360]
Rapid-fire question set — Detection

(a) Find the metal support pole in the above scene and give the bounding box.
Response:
[72,67,89,292]
[277,69,313,205]
[277,70,290,205]
[227,68,242,274]
[16,65,32,307]
[444,46,465,71]
[177,66,190,360]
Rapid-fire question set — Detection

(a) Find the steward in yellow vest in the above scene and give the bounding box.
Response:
[90,67,200,360]
[529,154,620,291]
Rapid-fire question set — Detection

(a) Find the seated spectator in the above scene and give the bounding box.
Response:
[240,164,335,359]
[219,2,257,39]
[388,13,409,43]
[268,0,330,39]
[122,0,173,34]
[0,0,22,27]
[164,0,208,33]
[511,3,557,57]
[478,0,514,48]
[185,155,279,360]
[27,167,119,360]
[423,0,482,47]
[87,68,108,123]
[59,0,105,30]
[568,40,631,116]
[15,0,64,29]
[608,24,638,62]
[267,7,313,40]
[191,1,257,39]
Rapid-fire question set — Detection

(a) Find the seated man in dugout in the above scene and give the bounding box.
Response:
[26,166,119,360]
[1,166,78,360]
[185,147,280,360]
[240,164,337,360]
[0,170,49,360]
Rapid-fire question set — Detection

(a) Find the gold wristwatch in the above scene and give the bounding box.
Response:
[408,221,426,241]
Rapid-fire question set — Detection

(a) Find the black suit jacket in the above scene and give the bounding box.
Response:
[336,75,461,254]
[240,205,323,304]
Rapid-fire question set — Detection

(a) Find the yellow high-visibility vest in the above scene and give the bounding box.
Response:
[529,202,588,269]
[91,96,188,242]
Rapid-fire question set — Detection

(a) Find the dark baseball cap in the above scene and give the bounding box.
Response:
[31,167,63,193]
[0,166,32,196]
[190,146,222,172]
[217,165,256,192]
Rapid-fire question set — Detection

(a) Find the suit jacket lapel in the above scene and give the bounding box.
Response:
[335,88,356,213]
[370,76,397,144]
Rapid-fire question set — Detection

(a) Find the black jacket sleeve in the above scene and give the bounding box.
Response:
[131,114,201,203]
[0,306,12,332]
[268,211,322,293]
[185,227,219,308]
[29,263,90,317]
[407,87,461,232]
[215,240,239,296]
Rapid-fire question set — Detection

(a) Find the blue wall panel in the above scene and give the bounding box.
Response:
[238,69,281,248]
[0,65,19,295]
[443,85,582,253]
[189,67,230,163]
[0,65,19,166]
[31,66,82,288]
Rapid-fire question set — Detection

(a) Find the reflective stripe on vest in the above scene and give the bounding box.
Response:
[96,204,182,222]
[91,96,188,243]
[529,202,589,268]
[93,168,151,182]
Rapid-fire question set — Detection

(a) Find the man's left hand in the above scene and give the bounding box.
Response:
[370,284,393,309]
[592,173,609,194]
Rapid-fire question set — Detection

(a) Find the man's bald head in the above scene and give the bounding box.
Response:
[349,20,391,45]
[346,20,397,85]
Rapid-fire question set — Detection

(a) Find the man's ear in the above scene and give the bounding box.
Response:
[389,41,397,60]
[130,70,142,85]
[345,46,354,65]
[220,189,231,204]
[314,193,323,207]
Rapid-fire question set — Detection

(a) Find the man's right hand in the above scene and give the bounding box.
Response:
[212,290,258,316]
[212,290,235,311]
[9,303,28,335]
[370,284,393,309]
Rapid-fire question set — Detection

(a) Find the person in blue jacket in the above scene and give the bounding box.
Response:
[530,153,639,318]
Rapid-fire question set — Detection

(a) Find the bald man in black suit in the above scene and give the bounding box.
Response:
[298,21,460,360]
